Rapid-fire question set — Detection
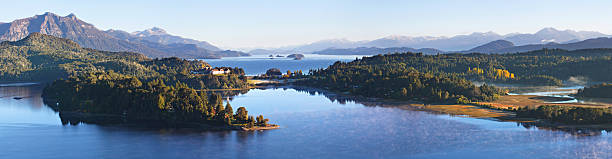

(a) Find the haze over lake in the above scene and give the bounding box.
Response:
[2,84,612,159]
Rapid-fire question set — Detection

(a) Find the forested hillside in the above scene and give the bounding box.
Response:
[324,49,612,86]
[0,32,149,82]
[8,33,265,129]
[0,33,248,89]
[300,48,612,103]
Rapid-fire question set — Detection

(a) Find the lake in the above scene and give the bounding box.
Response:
[202,54,363,75]
[1,84,612,159]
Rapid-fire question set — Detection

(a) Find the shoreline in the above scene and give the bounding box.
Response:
[284,85,612,134]
[27,81,612,134]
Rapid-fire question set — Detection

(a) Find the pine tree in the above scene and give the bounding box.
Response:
[225,102,233,116]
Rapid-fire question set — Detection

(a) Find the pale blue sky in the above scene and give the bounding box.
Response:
[2,0,612,49]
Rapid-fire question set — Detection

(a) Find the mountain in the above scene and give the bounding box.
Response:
[504,28,608,45]
[287,39,365,52]
[275,28,608,53]
[312,47,444,55]
[363,35,440,48]
[0,12,244,59]
[363,32,504,51]
[466,40,515,53]
[108,27,221,51]
[0,12,162,55]
[467,37,612,54]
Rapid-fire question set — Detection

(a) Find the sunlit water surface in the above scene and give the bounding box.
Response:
[1,85,612,159]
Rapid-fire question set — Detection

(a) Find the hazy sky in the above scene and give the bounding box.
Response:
[2,0,612,49]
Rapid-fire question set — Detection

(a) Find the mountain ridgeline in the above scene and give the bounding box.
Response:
[271,28,609,54]
[464,37,612,54]
[306,36,612,56]
[313,47,444,55]
[0,12,248,59]
[115,27,221,51]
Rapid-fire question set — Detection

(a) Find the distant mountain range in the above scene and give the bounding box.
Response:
[466,37,612,54]
[266,27,609,55]
[3,12,611,57]
[105,27,221,51]
[313,36,612,55]
[465,40,516,53]
[0,12,246,58]
[313,47,444,55]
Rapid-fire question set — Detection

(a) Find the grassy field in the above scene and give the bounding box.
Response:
[408,104,512,118]
[477,95,612,110]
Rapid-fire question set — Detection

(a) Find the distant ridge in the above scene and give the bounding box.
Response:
[466,40,515,53]
[466,37,612,54]
[107,27,221,51]
[269,27,609,53]
[312,47,444,55]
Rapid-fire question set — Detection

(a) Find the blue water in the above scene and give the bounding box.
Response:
[1,85,612,159]
[202,54,363,75]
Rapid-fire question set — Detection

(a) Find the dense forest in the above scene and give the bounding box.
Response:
[312,49,612,86]
[575,83,612,98]
[299,62,504,103]
[2,33,264,129]
[42,71,270,128]
[516,105,612,124]
[0,33,248,89]
[299,48,612,103]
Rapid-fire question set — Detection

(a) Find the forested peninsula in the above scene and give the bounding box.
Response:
[4,33,275,130]
[298,50,612,125]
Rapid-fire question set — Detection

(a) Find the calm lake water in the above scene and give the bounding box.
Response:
[1,85,612,159]
[202,54,363,75]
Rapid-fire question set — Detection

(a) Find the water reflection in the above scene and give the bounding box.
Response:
[0,84,45,109]
[263,86,612,136]
[41,84,612,136]
[0,84,60,125]
[2,85,612,158]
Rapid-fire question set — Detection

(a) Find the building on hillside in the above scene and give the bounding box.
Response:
[191,67,231,75]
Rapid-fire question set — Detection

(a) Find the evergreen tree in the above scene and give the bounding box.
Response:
[225,102,233,116]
